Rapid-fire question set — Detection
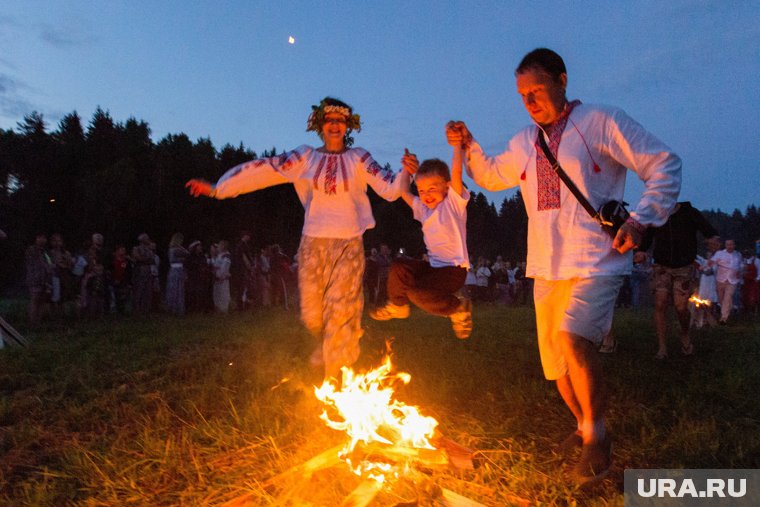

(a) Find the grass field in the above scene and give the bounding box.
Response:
[1,303,758,506]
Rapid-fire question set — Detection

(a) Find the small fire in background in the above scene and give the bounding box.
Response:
[314,354,439,484]
[689,294,712,308]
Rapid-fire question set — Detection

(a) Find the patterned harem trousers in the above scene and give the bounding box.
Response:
[297,235,365,379]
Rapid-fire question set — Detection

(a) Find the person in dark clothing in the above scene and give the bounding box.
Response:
[185,240,212,313]
[270,244,293,309]
[231,231,255,310]
[110,245,132,314]
[25,233,53,325]
[639,201,719,359]
[363,248,380,307]
[83,259,107,318]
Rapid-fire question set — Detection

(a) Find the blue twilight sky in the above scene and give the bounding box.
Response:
[1,1,758,212]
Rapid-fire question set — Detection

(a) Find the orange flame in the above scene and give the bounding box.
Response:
[314,355,438,482]
[689,294,712,307]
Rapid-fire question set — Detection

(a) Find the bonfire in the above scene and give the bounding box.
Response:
[314,354,440,481]
[223,351,485,506]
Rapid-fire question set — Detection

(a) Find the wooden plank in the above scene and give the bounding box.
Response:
[434,437,476,470]
[262,444,345,487]
[440,487,488,507]
[340,479,383,507]
[0,316,27,347]
[351,442,449,469]
[295,443,346,477]
[223,445,345,507]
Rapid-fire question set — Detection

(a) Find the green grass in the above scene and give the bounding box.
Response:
[1,304,758,506]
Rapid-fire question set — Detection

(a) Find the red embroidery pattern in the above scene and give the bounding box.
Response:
[277,149,303,173]
[534,100,580,211]
[358,149,395,183]
[323,155,338,195]
[339,156,349,192]
[312,156,327,189]
[368,161,395,182]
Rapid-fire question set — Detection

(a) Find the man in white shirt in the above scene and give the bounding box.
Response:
[711,239,743,323]
[446,48,681,485]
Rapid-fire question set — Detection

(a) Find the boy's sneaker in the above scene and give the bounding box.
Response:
[370,303,410,321]
[449,298,473,339]
[567,435,612,487]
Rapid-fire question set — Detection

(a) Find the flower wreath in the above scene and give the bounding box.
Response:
[306,98,362,147]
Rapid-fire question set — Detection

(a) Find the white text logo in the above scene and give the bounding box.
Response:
[638,478,746,498]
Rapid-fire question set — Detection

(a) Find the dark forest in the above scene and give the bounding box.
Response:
[2,109,758,291]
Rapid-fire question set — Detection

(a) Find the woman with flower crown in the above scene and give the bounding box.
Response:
[186,97,401,379]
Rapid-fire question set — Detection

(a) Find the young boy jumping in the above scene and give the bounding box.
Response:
[370,145,472,339]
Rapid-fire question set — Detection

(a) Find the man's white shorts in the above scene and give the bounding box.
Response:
[533,276,623,380]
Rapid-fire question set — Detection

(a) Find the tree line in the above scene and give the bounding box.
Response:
[1,109,758,291]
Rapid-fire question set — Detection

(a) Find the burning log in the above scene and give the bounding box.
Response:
[341,479,384,507]
[223,437,485,506]
[350,441,450,469]
[224,352,487,506]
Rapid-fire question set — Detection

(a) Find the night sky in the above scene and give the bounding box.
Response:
[2,1,757,211]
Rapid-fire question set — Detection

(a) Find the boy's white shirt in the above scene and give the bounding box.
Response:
[412,186,470,269]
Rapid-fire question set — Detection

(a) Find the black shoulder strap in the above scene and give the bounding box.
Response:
[537,129,604,224]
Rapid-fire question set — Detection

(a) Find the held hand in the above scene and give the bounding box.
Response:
[401,148,419,175]
[445,121,472,148]
[612,222,642,254]
[185,179,213,198]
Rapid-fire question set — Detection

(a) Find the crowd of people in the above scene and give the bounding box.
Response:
[600,235,760,360]
[21,230,301,325]
[463,257,532,305]
[22,228,543,327]
[619,244,760,318]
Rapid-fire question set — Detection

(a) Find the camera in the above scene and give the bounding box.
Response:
[598,200,630,238]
